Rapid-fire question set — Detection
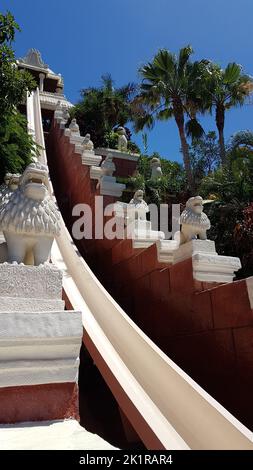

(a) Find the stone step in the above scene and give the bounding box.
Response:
[0,310,82,388]
[0,419,117,450]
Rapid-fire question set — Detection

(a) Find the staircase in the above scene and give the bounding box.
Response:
[1,88,251,450]
[42,101,253,447]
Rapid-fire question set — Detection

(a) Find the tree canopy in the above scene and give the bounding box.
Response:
[0,11,36,182]
[71,74,138,149]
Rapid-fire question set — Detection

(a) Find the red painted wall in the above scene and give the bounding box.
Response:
[0,383,78,424]
[47,120,253,431]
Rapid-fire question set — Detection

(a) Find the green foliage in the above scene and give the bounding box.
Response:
[104,130,141,154]
[126,153,186,204]
[135,46,203,134]
[199,138,253,277]
[0,11,19,43]
[234,204,253,278]
[133,46,207,185]
[71,75,138,148]
[0,112,35,182]
[196,60,253,162]
[189,131,220,186]
[230,130,253,150]
[0,12,35,114]
[199,148,253,202]
[0,11,36,182]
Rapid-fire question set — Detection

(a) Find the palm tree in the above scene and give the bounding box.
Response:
[197,61,253,164]
[230,130,253,151]
[133,46,204,187]
[72,74,137,148]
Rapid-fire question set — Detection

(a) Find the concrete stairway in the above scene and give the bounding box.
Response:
[47,114,253,434]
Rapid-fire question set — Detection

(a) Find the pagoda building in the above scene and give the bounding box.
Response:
[17,49,72,131]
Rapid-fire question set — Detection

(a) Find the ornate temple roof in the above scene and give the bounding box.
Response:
[17,49,62,83]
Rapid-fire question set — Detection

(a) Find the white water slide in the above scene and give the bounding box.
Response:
[26,89,253,450]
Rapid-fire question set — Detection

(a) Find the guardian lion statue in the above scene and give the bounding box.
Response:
[0,173,20,208]
[128,189,149,221]
[83,133,94,152]
[101,154,115,176]
[117,126,128,152]
[0,162,61,265]
[150,157,162,179]
[178,196,211,245]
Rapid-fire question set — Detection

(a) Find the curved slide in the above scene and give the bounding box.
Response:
[26,89,253,450]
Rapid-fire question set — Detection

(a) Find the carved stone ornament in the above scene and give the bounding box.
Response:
[101,154,116,176]
[150,157,163,179]
[0,263,62,299]
[128,189,149,221]
[0,173,20,209]
[69,118,80,135]
[178,196,211,245]
[0,162,61,265]
[82,133,94,152]
[19,49,48,69]
[117,126,128,152]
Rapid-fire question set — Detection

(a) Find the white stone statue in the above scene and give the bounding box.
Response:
[117,126,128,152]
[179,196,211,245]
[0,173,11,198]
[82,133,94,152]
[8,174,20,191]
[0,173,20,207]
[101,154,115,176]
[128,189,149,221]
[62,107,70,123]
[0,162,61,265]
[150,157,162,179]
[55,101,70,124]
[69,118,80,135]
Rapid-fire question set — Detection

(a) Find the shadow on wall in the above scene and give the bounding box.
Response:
[78,343,145,450]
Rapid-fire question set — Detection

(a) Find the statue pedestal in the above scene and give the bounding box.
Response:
[100,175,125,198]
[156,239,241,283]
[0,263,65,312]
[0,262,82,390]
[127,219,165,249]
[82,151,102,167]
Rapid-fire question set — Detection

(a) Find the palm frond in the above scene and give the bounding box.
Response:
[185,118,205,140]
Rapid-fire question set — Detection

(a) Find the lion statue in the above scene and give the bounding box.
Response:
[101,154,115,177]
[0,162,61,265]
[0,173,12,200]
[150,157,162,179]
[82,133,94,152]
[178,195,211,245]
[128,189,149,221]
[0,173,21,208]
[117,126,128,152]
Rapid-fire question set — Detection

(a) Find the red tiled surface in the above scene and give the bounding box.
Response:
[49,120,253,431]
[211,280,253,329]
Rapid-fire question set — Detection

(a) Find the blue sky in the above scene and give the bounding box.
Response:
[2,0,253,163]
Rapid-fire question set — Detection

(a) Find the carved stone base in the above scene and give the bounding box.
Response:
[100,175,125,197]
[192,252,241,283]
[128,220,165,249]
[95,147,139,162]
[82,152,102,167]
[156,239,241,283]
[172,239,217,264]
[156,239,179,263]
[0,311,82,387]
[90,165,102,181]
[0,263,64,311]
[0,261,82,388]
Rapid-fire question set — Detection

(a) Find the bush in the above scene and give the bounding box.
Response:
[0,112,36,182]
